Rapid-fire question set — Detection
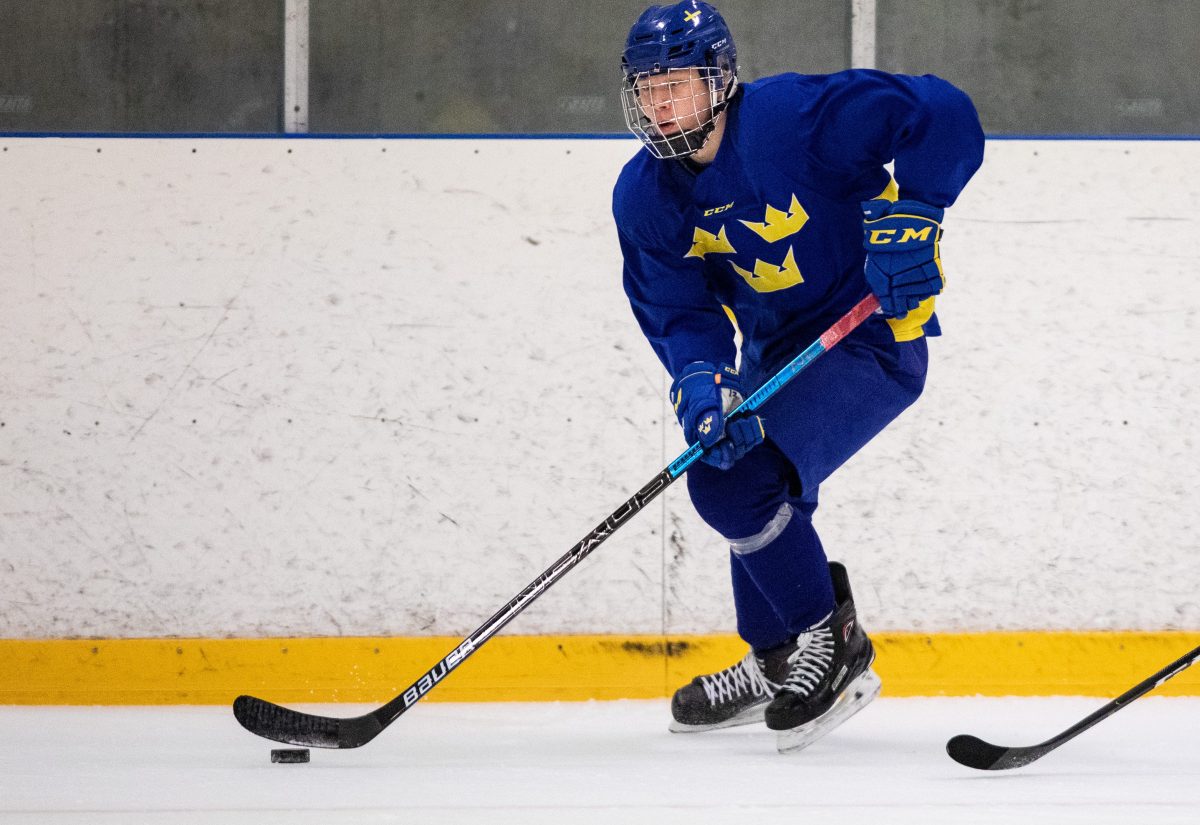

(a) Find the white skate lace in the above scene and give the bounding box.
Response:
[779,627,836,697]
[700,651,778,707]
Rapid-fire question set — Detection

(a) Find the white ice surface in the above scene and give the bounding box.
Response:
[1,698,1198,825]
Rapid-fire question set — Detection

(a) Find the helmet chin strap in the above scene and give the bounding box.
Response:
[680,76,738,160]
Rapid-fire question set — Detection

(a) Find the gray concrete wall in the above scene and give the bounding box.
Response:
[306,0,847,133]
[877,0,1198,135]
[0,0,282,132]
[0,1,1194,134]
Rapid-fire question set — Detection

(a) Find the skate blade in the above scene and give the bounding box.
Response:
[668,700,769,733]
[775,668,882,754]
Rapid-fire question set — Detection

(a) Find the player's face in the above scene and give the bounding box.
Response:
[634,69,713,137]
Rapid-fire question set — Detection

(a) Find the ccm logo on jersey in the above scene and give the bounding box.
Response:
[703,201,734,216]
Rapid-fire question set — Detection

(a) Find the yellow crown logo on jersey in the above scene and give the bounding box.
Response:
[730,246,804,293]
[740,194,809,243]
[684,225,737,260]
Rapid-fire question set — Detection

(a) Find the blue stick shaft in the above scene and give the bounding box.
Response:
[667,294,880,478]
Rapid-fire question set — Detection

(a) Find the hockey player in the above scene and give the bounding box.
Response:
[613,1,984,752]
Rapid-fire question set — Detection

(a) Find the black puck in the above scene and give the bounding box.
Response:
[271,748,310,764]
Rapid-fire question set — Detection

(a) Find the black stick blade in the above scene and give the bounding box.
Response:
[946,734,1053,771]
[233,695,382,749]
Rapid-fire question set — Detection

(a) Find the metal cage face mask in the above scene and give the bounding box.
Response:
[621,66,732,160]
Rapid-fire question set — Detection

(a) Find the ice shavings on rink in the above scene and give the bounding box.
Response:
[1,697,1197,824]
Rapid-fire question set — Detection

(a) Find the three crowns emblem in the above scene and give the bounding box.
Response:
[688,194,809,292]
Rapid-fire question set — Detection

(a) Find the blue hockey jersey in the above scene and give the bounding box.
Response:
[613,70,984,384]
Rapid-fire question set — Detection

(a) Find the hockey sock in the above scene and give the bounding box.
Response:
[730,551,791,651]
[731,507,835,638]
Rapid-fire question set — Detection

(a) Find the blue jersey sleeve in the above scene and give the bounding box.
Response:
[613,163,736,376]
[802,71,984,208]
[617,229,737,376]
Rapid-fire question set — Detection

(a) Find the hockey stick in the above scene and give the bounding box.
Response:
[947,643,1200,770]
[233,294,881,749]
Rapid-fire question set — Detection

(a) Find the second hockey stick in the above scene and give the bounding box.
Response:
[947,642,1200,770]
[233,294,881,749]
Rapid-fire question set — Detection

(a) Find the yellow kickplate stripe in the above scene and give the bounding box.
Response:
[0,631,1197,705]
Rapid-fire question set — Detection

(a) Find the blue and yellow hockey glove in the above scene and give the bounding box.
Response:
[862,199,946,319]
[670,362,765,471]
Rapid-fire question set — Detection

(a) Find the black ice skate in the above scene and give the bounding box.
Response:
[763,561,881,754]
[669,641,795,732]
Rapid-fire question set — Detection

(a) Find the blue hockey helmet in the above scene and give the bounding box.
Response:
[620,2,739,159]
[621,1,737,79]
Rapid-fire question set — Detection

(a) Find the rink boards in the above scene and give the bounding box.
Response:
[2,631,1199,704]
[1,135,1197,705]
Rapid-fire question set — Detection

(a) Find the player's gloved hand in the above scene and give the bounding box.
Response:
[670,361,765,471]
[862,199,945,319]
